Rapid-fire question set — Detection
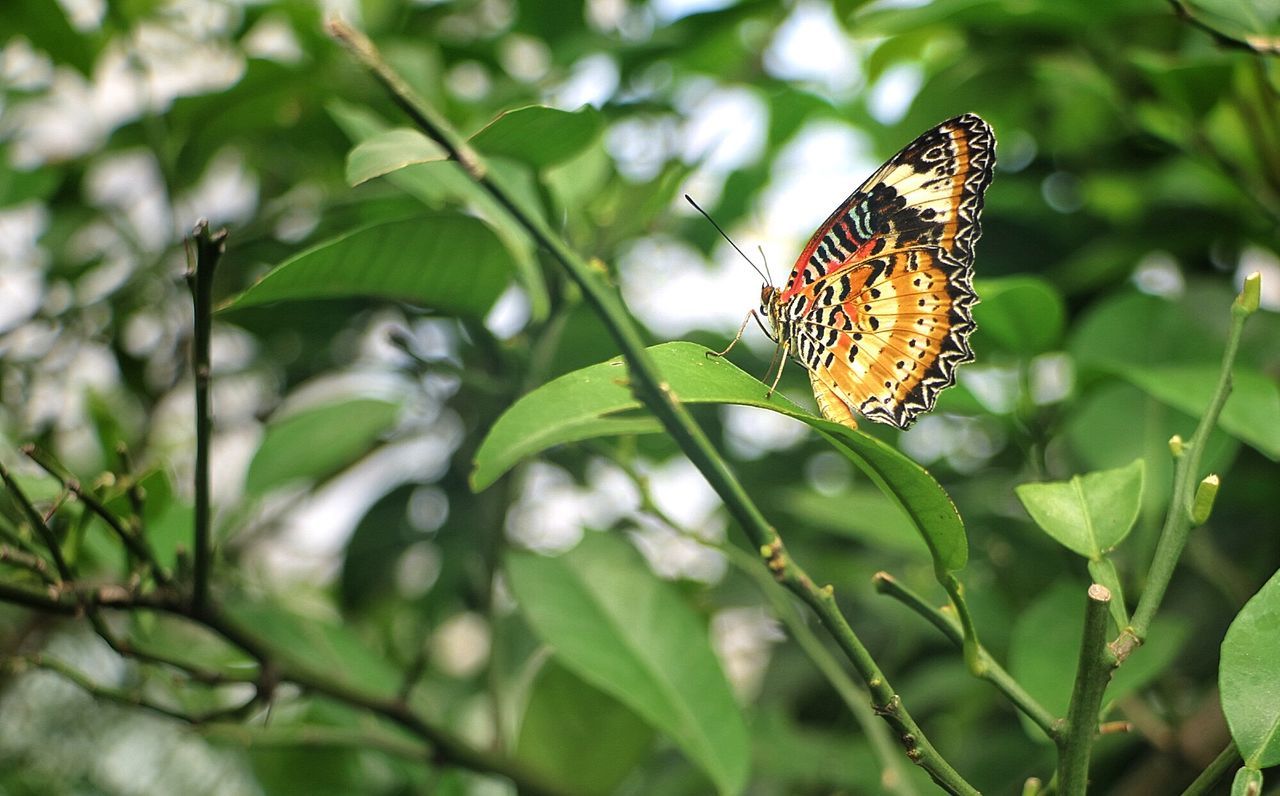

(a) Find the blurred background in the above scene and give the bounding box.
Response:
[1,0,1278,793]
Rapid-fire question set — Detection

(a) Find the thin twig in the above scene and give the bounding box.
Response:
[327,20,977,793]
[1180,742,1240,796]
[22,446,173,588]
[0,580,574,796]
[1058,584,1115,795]
[873,571,1060,741]
[1115,275,1260,661]
[1,464,72,582]
[0,544,57,586]
[186,220,226,615]
[26,654,257,725]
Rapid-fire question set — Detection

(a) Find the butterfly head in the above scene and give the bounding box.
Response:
[759,285,784,342]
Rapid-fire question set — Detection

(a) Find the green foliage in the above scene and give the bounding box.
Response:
[1015,460,1145,559]
[506,533,748,795]
[1,0,1278,793]
[1220,568,1280,769]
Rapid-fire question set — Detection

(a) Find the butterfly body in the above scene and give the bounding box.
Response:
[759,113,996,430]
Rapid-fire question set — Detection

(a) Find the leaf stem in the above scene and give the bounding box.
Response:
[874,571,1059,741]
[1114,274,1259,662]
[187,221,226,615]
[326,19,978,793]
[1179,743,1240,796]
[1057,583,1115,794]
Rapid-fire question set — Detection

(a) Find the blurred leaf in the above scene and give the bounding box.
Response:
[515,660,655,795]
[1220,567,1280,769]
[474,341,967,571]
[751,709,883,790]
[246,398,400,495]
[506,533,749,795]
[775,485,930,559]
[1122,365,1280,460]
[1182,0,1280,42]
[470,105,604,168]
[222,216,512,316]
[1009,581,1189,741]
[224,598,403,698]
[1015,459,1144,559]
[339,485,416,611]
[346,128,446,186]
[973,276,1067,356]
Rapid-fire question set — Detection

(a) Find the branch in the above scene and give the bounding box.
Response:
[1114,274,1261,662]
[23,654,258,725]
[597,445,920,796]
[1,464,72,582]
[873,571,1060,741]
[22,446,173,589]
[1180,742,1240,796]
[186,220,226,615]
[0,581,574,796]
[327,20,977,793]
[1058,584,1115,795]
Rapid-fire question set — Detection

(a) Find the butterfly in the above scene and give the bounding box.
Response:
[722,114,995,430]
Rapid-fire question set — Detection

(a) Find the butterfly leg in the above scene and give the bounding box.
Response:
[709,311,756,358]
[765,346,788,398]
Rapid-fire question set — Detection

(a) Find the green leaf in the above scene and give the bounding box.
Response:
[1183,0,1280,43]
[474,341,967,571]
[469,105,604,168]
[1015,459,1144,559]
[246,399,401,495]
[1009,581,1189,742]
[506,533,748,795]
[1122,365,1280,461]
[775,485,930,560]
[327,100,549,322]
[223,598,403,698]
[1220,567,1280,769]
[346,128,446,186]
[972,276,1067,355]
[516,660,655,795]
[222,216,511,317]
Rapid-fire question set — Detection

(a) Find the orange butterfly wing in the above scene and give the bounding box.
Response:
[777,114,995,429]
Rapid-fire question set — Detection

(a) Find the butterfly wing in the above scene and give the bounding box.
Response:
[779,114,995,429]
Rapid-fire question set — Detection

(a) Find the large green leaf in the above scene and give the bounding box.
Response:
[222,216,512,317]
[972,276,1066,356]
[1068,291,1280,459]
[506,533,749,795]
[474,341,967,571]
[1014,459,1144,559]
[515,660,655,795]
[1122,365,1280,461]
[469,105,604,168]
[246,399,401,495]
[1220,567,1280,769]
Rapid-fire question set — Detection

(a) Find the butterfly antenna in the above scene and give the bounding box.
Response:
[756,244,773,285]
[685,194,771,286]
